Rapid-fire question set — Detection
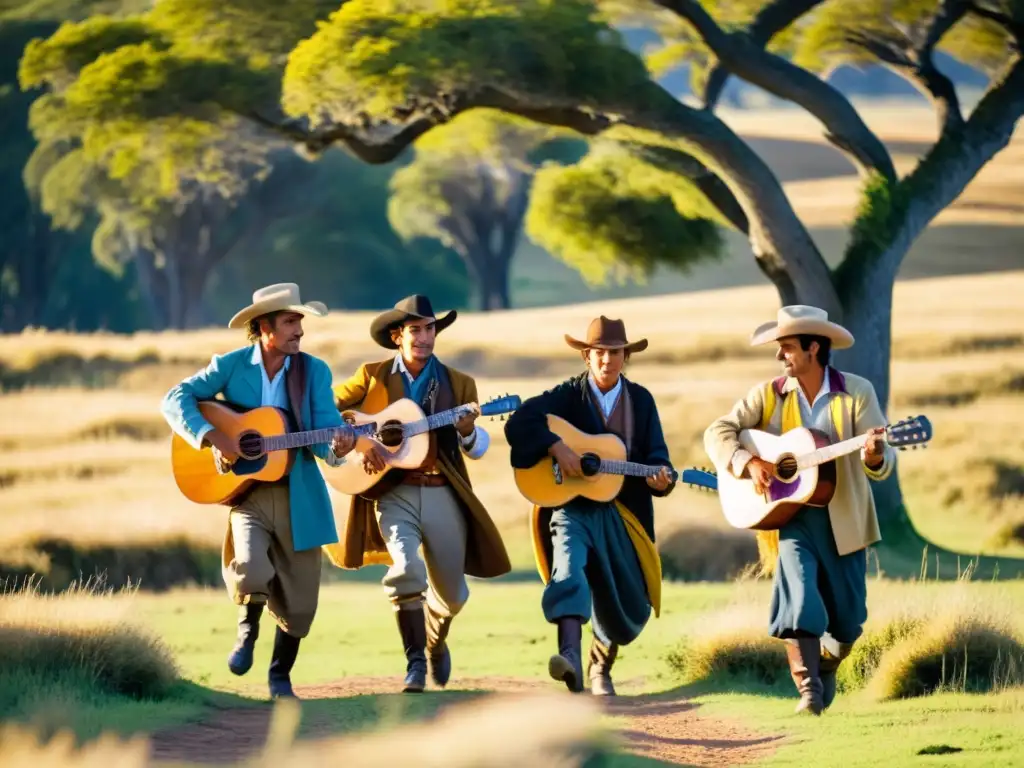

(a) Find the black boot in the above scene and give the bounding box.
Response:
[396,606,428,693]
[268,627,300,699]
[587,637,618,696]
[227,602,263,676]
[548,617,584,693]
[425,603,453,688]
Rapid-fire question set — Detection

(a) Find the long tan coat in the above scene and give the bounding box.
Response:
[321,358,511,579]
[703,369,897,559]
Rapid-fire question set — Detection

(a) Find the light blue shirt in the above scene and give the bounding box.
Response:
[587,374,623,419]
[195,345,290,446]
[797,367,832,434]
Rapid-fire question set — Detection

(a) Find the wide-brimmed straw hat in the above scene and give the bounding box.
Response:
[564,315,648,353]
[370,294,457,349]
[749,305,854,349]
[227,283,328,329]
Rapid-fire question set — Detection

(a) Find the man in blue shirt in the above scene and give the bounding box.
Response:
[161,283,355,699]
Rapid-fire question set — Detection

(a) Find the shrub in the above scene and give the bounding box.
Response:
[659,524,759,582]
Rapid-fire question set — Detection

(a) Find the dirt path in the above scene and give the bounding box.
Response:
[148,676,783,767]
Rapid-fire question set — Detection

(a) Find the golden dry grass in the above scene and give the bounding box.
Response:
[665,578,1024,700]
[0,106,1021,579]
[0,270,1022,574]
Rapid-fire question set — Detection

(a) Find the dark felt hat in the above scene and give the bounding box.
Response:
[370,294,457,349]
[564,315,648,353]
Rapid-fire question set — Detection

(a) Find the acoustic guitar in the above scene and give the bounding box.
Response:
[513,414,719,507]
[320,394,521,496]
[713,414,932,531]
[170,400,375,505]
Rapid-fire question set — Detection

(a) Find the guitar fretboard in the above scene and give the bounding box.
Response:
[401,407,467,438]
[261,423,372,452]
[796,434,870,470]
[598,459,665,478]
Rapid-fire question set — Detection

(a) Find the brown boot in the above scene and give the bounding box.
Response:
[425,603,453,688]
[785,637,824,715]
[820,639,855,709]
[587,638,618,696]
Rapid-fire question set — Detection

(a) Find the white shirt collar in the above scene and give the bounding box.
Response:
[587,373,623,416]
[251,344,290,373]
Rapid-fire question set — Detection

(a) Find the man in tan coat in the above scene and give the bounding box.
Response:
[704,305,896,715]
[323,295,511,693]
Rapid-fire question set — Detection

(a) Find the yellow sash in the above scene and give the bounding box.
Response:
[755,380,848,576]
[530,500,661,618]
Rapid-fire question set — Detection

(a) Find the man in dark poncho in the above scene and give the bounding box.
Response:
[503,316,675,695]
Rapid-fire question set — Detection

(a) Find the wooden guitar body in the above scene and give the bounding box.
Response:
[513,414,627,507]
[320,398,431,497]
[715,427,837,530]
[170,401,294,505]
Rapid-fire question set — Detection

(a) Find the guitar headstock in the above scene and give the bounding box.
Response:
[680,467,719,492]
[886,414,933,451]
[480,393,522,421]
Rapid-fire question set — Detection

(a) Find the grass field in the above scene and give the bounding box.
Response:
[1,104,1023,766]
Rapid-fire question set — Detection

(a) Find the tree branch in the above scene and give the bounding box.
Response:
[969,2,1024,41]
[654,0,896,183]
[846,1,968,136]
[703,0,825,110]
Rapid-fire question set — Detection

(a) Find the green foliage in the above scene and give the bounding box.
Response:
[525,141,723,286]
[283,0,650,126]
[795,0,1017,76]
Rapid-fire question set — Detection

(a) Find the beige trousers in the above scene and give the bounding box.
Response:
[375,482,470,616]
[221,482,321,638]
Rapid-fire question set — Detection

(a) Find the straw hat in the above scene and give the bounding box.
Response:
[749,305,854,349]
[227,283,328,329]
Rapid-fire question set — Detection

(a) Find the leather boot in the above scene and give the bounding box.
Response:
[820,639,855,709]
[267,627,300,699]
[425,603,453,688]
[396,606,428,693]
[785,637,824,715]
[587,637,618,696]
[227,602,263,676]
[548,617,584,693]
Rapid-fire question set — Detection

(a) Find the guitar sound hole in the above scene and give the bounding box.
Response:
[377,420,404,448]
[580,453,601,477]
[238,431,263,460]
[776,456,798,481]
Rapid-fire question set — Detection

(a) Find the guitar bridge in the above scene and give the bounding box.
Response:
[552,460,563,485]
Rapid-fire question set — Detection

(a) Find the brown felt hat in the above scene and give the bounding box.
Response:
[564,315,648,353]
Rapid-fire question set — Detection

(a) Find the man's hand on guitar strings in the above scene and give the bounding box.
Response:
[646,465,672,491]
[746,457,774,496]
[357,441,389,475]
[206,429,240,475]
[548,440,583,478]
[330,428,356,458]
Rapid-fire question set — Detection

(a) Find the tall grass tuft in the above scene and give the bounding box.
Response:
[0,577,179,719]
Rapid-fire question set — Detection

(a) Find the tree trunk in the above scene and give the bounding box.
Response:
[480,257,511,311]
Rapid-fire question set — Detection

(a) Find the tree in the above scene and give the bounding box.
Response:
[387,110,554,311]
[20,0,1024,525]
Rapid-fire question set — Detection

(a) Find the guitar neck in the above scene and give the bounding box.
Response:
[598,459,665,478]
[404,406,468,437]
[797,433,870,470]
[261,423,370,452]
